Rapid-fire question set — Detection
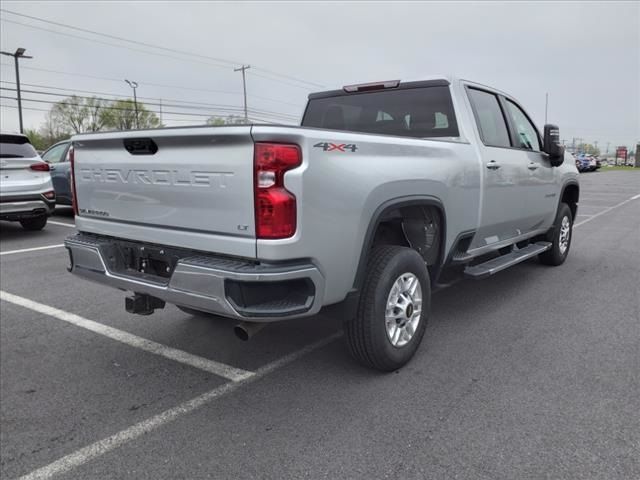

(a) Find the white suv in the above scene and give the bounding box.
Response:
[0,132,55,230]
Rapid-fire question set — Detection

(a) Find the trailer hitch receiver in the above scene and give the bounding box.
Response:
[125,293,166,315]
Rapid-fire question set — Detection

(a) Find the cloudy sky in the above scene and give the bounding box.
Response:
[1,1,638,150]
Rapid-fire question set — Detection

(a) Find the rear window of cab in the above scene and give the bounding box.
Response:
[302,85,459,139]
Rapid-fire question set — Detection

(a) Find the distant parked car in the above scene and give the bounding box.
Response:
[575,154,591,172]
[0,132,55,230]
[41,140,72,206]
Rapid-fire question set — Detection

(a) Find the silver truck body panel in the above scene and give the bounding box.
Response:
[251,125,481,304]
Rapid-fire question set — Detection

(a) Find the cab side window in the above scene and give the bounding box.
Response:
[467,88,511,148]
[505,100,541,151]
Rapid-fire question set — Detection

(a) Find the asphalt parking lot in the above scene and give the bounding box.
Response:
[1,170,639,480]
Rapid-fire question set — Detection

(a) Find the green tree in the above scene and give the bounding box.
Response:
[49,95,110,134]
[206,116,227,126]
[40,110,72,147]
[102,99,161,130]
[580,143,600,156]
[206,114,248,126]
[23,128,47,151]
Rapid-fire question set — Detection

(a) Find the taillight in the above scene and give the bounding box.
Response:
[42,190,55,200]
[69,145,79,215]
[254,142,301,239]
[30,162,50,171]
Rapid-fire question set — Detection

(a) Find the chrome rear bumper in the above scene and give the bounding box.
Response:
[65,234,324,322]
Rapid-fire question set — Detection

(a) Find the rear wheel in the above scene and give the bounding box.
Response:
[539,202,573,266]
[19,215,47,231]
[345,245,430,371]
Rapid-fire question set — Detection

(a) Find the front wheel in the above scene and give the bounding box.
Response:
[19,215,47,231]
[539,202,573,266]
[345,246,430,371]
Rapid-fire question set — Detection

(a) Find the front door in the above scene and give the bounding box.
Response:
[466,87,527,250]
[502,98,558,233]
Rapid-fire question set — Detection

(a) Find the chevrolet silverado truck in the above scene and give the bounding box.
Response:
[64,76,579,371]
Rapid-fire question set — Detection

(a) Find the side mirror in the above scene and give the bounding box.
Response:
[543,124,565,166]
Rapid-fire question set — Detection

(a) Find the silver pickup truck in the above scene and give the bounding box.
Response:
[65,76,579,371]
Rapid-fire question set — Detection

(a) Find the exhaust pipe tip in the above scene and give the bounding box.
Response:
[234,324,250,341]
[233,321,266,341]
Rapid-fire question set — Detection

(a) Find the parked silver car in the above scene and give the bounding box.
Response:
[0,132,55,230]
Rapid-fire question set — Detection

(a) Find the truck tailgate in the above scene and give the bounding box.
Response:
[73,126,256,258]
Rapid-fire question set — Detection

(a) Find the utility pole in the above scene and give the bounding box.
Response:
[124,79,139,129]
[159,98,163,124]
[605,142,610,155]
[544,92,549,124]
[0,48,33,133]
[234,65,250,123]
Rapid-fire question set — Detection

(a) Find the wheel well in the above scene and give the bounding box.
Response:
[561,183,579,219]
[352,199,446,291]
[371,205,444,278]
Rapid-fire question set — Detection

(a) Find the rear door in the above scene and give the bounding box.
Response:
[73,127,257,257]
[466,87,527,249]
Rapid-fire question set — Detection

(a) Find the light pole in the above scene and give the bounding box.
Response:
[124,79,139,129]
[0,48,33,133]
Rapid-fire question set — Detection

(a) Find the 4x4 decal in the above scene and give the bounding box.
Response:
[313,142,358,152]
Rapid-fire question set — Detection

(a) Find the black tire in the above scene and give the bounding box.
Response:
[345,245,430,372]
[19,215,47,231]
[539,202,573,266]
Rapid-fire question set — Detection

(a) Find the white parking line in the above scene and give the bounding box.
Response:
[17,331,342,480]
[574,194,639,228]
[0,291,254,382]
[0,244,65,256]
[48,220,75,228]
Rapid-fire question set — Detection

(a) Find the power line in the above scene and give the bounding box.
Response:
[0,85,300,120]
[0,63,303,107]
[1,18,237,71]
[0,95,297,124]
[0,103,219,123]
[0,9,324,89]
[1,95,245,118]
[0,19,319,92]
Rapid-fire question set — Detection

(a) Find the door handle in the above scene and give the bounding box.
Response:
[527,162,539,171]
[486,160,501,170]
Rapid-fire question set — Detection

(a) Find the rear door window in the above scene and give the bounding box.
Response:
[302,85,459,138]
[467,88,511,148]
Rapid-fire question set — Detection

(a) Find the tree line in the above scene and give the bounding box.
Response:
[25,95,162,151]
[24,95,249,151]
